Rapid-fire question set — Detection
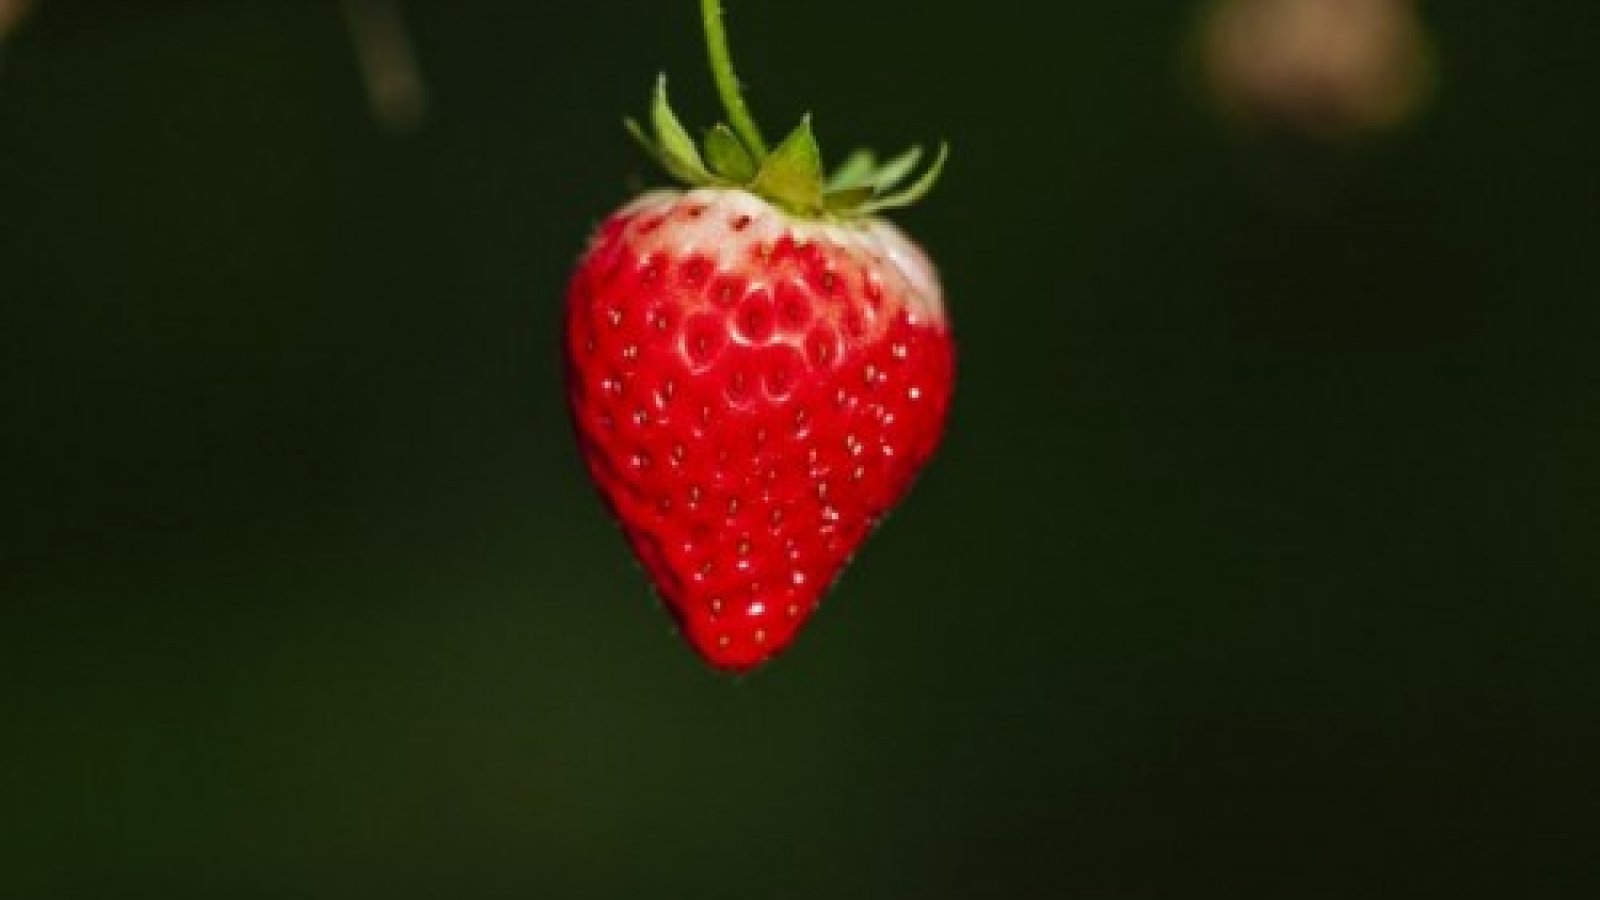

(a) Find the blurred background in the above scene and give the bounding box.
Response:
[3,1,1597,897]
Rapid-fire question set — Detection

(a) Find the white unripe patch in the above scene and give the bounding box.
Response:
[606,188,947,328]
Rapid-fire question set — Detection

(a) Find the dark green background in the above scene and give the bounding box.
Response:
[3,2,1597,897]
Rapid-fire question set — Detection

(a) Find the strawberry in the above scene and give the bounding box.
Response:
[564,0,953,672]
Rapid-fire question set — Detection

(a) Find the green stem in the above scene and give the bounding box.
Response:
[700,0,767,158]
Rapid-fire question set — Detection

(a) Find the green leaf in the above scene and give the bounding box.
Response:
[870,145,924,193]
[651,74,714,184]
[826,149,877,191]
[704,124,758,182]
[751,115,826,214]
[861,141,949,214]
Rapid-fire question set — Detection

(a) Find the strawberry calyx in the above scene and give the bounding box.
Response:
[625,0,949,221]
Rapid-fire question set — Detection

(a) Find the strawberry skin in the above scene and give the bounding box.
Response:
[565,187,952,671]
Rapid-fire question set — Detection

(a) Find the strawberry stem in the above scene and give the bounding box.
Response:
[700,0,768,159]
[626,1,947,219]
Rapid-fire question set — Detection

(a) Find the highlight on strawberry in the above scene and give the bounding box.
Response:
[564,0,954,672]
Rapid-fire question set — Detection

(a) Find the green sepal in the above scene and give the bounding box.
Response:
[826,149,877,191]
[650,74,715,184]
[704,124,758,182]
[625,117,665,167]
[869,145,925,193]
[860,141,949,214]
[824,186,877,212]
[750,115,826,215]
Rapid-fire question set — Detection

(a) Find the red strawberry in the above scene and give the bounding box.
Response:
[564,1,953,672]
